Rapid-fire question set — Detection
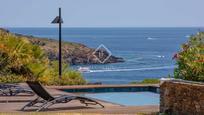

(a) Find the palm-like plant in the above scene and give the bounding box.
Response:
[0,29,85,85]
[0,30,49,81]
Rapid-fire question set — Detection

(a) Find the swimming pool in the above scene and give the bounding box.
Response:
[82,92,159,106]
[62,85,160,106]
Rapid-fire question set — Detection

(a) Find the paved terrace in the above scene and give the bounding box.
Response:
[0,84,159,114]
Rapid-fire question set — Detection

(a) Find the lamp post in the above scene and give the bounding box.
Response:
[51,8,63,78]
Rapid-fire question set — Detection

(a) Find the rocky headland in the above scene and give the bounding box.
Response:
[0,28,124,65]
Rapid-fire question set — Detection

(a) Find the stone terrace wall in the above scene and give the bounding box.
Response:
[160,80,204,115]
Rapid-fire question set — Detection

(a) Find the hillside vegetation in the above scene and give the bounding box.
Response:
[0,29,86,85]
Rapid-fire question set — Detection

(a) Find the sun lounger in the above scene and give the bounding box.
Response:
[0,84,33,96]
[21,81,104,111]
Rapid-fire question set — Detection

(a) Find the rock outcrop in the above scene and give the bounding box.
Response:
[1,28,124,65]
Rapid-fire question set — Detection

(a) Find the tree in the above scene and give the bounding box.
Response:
[174,32,204,82]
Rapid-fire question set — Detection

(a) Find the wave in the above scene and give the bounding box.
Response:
[127,55,165,62]
[87,65,176,73]
[127,57,143,62]
[185,35,190,38]
[147,37,157,40]
[156,55,165,58]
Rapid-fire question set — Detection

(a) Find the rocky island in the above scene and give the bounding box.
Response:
[0,28,124,65]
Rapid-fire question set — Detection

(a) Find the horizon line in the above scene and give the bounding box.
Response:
[3,26,204,28]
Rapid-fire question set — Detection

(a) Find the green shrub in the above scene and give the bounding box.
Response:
[54,72,86,85]
[0,75,26,83]
[40,61,86,85]
[130,79,160,84]
[174,32,204,82]
[141,79,160,84]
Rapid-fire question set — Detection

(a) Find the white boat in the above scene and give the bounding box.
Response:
[78,67,90,72]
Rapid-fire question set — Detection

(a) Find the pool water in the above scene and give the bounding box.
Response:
[82,92,159,106]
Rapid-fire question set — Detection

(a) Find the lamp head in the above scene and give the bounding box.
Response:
[51,16,63,24]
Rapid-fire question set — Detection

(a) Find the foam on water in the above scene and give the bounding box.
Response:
[147,37,158,40]
[87,65,176,73]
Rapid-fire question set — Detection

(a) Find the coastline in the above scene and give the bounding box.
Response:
[0,28,124,65]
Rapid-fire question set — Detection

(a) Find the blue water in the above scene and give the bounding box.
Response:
[7,27,204,84]
[82,92,159,106]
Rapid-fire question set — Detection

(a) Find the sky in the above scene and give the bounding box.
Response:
[0,0,204,27]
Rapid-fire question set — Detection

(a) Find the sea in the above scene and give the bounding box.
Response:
[7,27,204,84]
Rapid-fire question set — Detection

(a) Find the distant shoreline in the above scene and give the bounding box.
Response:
[5,27,204,29]
[0,28,124,65]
